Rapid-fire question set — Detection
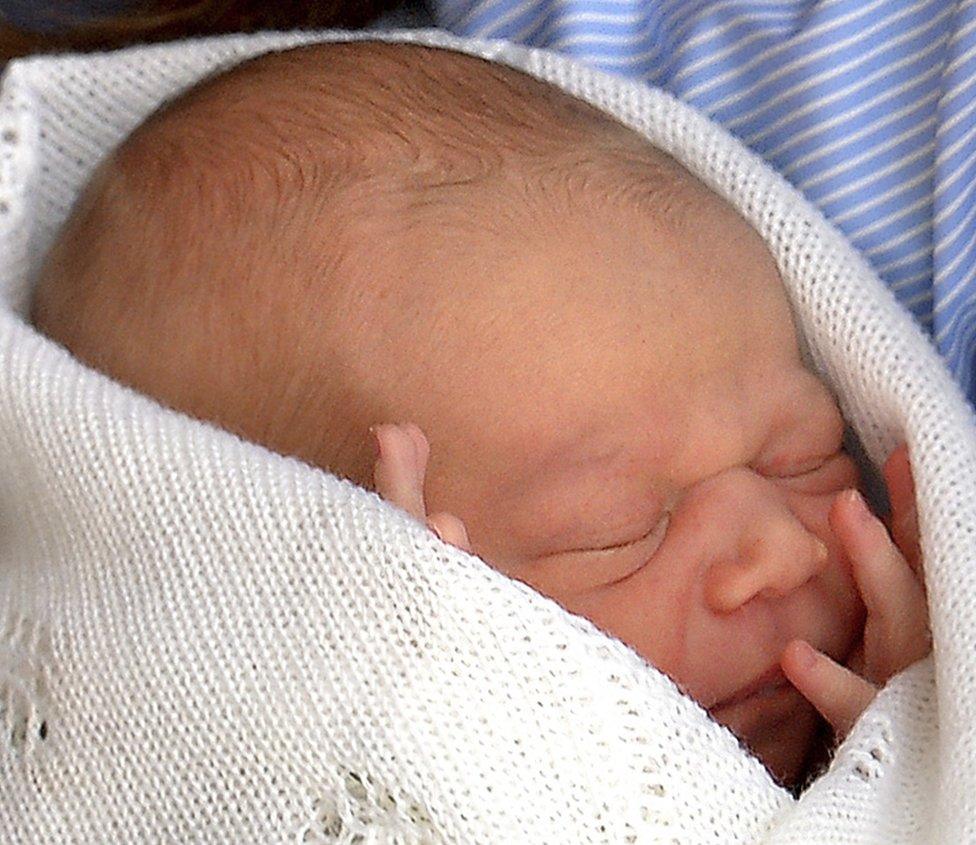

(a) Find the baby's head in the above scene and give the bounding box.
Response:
[32,42,865,787]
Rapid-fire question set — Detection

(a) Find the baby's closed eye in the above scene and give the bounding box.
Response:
[756,451,858,495]
[593,510,671,585]
[587,511,671,557]
[530,511,671,593]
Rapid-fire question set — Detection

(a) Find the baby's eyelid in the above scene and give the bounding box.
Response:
[786,457,831,476]
[597,510,671,554]
[757,450,840,478]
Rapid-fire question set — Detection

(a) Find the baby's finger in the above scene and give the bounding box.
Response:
[371,423,428,522]
[781,640,877,738]
[427,512,472,552]
[830,489,929,678]
[402,423,431,488]
[882,444,922,576]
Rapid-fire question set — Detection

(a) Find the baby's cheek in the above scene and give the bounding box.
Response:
[561,556,699,682]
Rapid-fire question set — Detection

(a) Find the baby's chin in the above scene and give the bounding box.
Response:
[714,690,828,790]
[756,709,827,790]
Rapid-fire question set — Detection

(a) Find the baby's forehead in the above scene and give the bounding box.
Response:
[426,186,803,419]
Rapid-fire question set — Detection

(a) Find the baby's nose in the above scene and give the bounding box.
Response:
[703,516,829,614]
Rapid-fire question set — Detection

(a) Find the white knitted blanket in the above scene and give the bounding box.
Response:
[0,28,972,845]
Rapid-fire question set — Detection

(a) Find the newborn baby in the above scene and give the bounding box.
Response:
[30,40,930,790]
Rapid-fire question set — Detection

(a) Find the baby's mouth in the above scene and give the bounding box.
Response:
[708,664,789,711]
[708,624,861,714]
[707,673,815,781]
[706,663,810,754]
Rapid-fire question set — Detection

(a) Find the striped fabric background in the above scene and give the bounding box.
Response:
[434,0,976,406]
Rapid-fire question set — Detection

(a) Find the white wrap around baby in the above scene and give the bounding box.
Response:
[0,28,971,844]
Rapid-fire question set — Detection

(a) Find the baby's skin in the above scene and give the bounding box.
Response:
[373,423,930,781]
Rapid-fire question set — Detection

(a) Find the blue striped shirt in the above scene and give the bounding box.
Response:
[433,0,976,404]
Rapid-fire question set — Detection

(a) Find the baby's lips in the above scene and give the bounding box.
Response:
[711,663,790,710]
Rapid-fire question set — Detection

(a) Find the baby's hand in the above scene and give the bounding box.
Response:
[369,422,472,551]
[781,444,931,739]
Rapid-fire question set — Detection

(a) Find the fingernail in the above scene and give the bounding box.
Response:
[847,489,872,522]
[792,640,817,670]
[369,425,383,460]
[428,519,445,541]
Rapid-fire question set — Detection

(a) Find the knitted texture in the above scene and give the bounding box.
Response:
[0,29,971,844]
